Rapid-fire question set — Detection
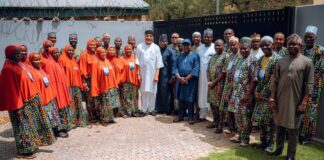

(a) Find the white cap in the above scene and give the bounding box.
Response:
[305,25,318,35]
[260,35,274,43]
[192,31,201,37]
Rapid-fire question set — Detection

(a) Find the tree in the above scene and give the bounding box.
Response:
[144,0,312,20]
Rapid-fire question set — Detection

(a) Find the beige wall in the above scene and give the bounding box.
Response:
[314,0,324,4]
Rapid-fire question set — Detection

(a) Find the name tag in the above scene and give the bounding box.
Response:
[43,77,50,87]
[129,62,135,70]
[103,67,109,76]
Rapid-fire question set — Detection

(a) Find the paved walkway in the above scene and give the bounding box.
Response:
[0,112,258,160]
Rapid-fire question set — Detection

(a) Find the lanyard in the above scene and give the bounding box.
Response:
[16,62,35,82]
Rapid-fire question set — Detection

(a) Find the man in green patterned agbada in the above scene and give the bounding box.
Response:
[206,39,228,133]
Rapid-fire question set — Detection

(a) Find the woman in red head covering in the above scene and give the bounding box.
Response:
[40,42,71,138]
[59,45,88,127]
[48,47,73,134]
[28,52,58,144]
[107,47,124,117]
[0,46,53,158]
[120,44,141,117]
[78,39,100,123]
[17,44,29,65]
[91,47,119,125]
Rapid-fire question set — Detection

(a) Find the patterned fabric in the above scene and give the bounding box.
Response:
[228,55,257,114]
[212,104,225,130]
[44,100,61,129]
[260,114,275,148]
[275,47,288,57]
[227,111,236,132]
[252,53,281,125]
[235,112,251,144]
[88,96,101,121]
[9,95,54,154]
[300,44,324,139]
[207,52,228,107]
[69,86,88,127]
[107,88,121,109]
[121,82,139,116]
[100,90,115,122]
[84,76,99,121]
[58,106,73,131]
[118,85,124,113]
[253,53,281,147]
[302,44,324,63]
[220,52,241,111]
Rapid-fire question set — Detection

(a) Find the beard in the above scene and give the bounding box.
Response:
[70,41,77,46]
[288,50,299,56]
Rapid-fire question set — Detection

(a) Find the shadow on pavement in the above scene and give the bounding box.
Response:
[0,128,14,138]
[0,140,16,160]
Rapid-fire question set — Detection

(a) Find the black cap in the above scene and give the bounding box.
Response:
[145,30,154,36]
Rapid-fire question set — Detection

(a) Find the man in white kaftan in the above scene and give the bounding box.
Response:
[197,28,216,120]
[136,30,164,115]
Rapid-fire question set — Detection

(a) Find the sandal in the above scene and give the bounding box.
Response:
[58,131,69,138]
[16,153,36,159]
[101,121,109,127]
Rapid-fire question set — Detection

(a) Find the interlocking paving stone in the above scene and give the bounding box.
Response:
[0,113,258,160]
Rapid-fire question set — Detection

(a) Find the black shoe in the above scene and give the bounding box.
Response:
[271,149,283,157]
[150,111,157,116]
[143,111,150,116]
[195,118,207,123]
[286,156,295,160]
[189,120,195,125]
[173,118,184,123]
[206,123,217,129]
[108,120,117,124]
[252,143,266,150]
[215,128,223,134]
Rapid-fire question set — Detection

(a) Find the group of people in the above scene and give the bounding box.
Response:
[167,26,321,160]
[0,24,322,160]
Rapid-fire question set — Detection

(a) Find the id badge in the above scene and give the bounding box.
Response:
[27,72,34,82]
[129,62,135,71]
[227,61,233,71]
[258,69,265,81]
[103,67,109,76]
[43,77,50,87]
[234,70,241,82]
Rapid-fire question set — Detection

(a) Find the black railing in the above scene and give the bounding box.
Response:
[153,7,295,42]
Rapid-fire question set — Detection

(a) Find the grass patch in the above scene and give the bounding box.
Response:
[198,143,324,160]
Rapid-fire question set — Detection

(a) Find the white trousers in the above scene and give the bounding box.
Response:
[199,108,208,119]
[141,91,156,113]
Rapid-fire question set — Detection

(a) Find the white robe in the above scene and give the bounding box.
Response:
[197,43,216,110]
[136,42,164,94]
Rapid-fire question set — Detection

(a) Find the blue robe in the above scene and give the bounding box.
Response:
[173,52,200,103]
[156,47,176,113]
